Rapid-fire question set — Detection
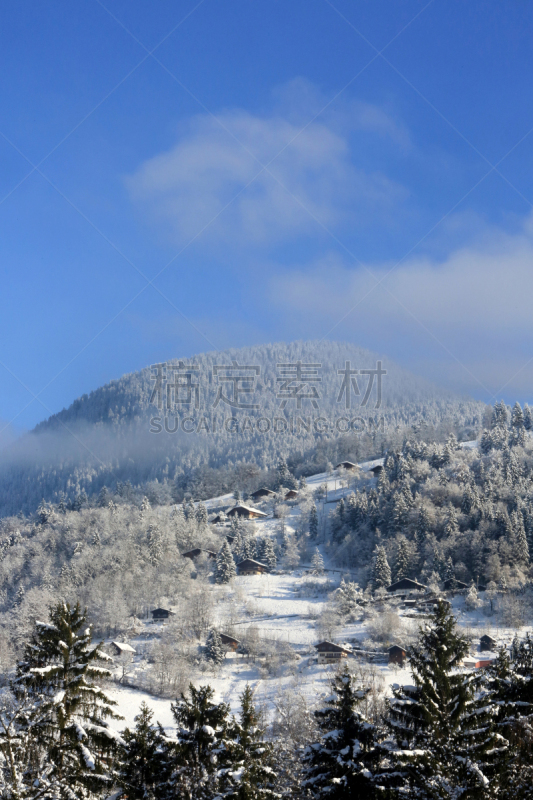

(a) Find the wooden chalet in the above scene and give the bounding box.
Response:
[369,464,384,476]
[335,461,358,471]
[285,489,299,499]
[110,641,136,657]
[463,655,497,669]
[219,633,240,651]
[443,578,468,591]
[181,548,217,560]
[251,488,277,500]
[151,607,174,621]
[388,644,407,665]
[314,641,351,665]
[480,634,498,652]
[236,558,269,576]
[227,504,268,520]
[386,578,427,594]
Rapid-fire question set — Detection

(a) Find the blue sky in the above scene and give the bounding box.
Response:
[2,0,533,437]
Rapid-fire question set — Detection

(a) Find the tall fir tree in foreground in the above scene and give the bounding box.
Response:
[223,685,278,800]
[170,684,231,800]
[215,540,237,584]
[119,702,170,800]
[302,664,384,799]
[14,602,123,799]
[487,637,533,799]
[388,601,506,799]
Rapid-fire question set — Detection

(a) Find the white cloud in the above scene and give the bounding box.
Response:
[268,216,533,398]
[127,81,407,249]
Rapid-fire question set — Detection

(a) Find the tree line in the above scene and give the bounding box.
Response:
[1,600,532,799]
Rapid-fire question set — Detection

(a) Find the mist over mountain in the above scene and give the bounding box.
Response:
[0,340,486,517]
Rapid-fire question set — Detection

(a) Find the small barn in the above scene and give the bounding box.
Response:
[236,558,269,576]
[151,608,174,621]
[285,489,299,499]
[181,548,217,560]
[219,633,240,651]
[480,634,498,652]
[251,488,276,500]
[211,514,225,524]
[388,644,407,665]
[335,461,358,470]
[443,578,468,591]
[227,504,268,520]
[386,578,427,594]
[369,464,384,476]
[110,642,136,657]
[314,641,351,665]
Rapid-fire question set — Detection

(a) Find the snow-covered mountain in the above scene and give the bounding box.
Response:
[0,340,485,516]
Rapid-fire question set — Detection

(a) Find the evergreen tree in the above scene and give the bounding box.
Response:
[510,402,526,447]
[302,664,384,798]
[260,538,277,572]
[388,601,505,799]
[465,582,480,611]
[15,602,123,799]
[372,545,391,590]
[195,502,209,529]
[215,540,237,584]
[223,685,278,800]
[310,548,324,575]
[274,459,290,490]
[205,630,226,667]
[487,638,533,798]
[395,537,410,581]
[334,580,363,618]
[120,702,170,800]
[170,685,231,800]
[523,404,532,431]
[309,504,319,540]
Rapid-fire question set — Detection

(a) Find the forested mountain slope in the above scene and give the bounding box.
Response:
[0,340,485,516]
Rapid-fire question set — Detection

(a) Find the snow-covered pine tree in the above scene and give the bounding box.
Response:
[310,548,324,575]
[196,502,209,530]
[372,545,391,590]
[274,459,290,491]
[170,684,231,800]
[120,701,171,800]
[465,582,480,611]
[395,538,410,581]
[261,538,277,572]
[205,630,226,667]
[388,601,506,799]
[222,685,278,799]
[334,580,363,619]
[302,664,384,799]
[309,503,319,540]
[14,602,123,799]
[486,638,533,800]
[215,540,237,584]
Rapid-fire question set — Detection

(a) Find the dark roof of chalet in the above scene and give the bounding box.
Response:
[335,461,358,469]
[236,558,269,570]
[443,578,469,590]
[480,634,498,644]
[388,644,407,653]
[181,548,217,559]
[227,504,268,517]
[386,578,427,592]
[285,489,299,498]
[219,633,240,645]
[369,464,384,473]
[237,558,268,571]
[314,640,351,654]
[151,607,173,616]
[251,487,276,497]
